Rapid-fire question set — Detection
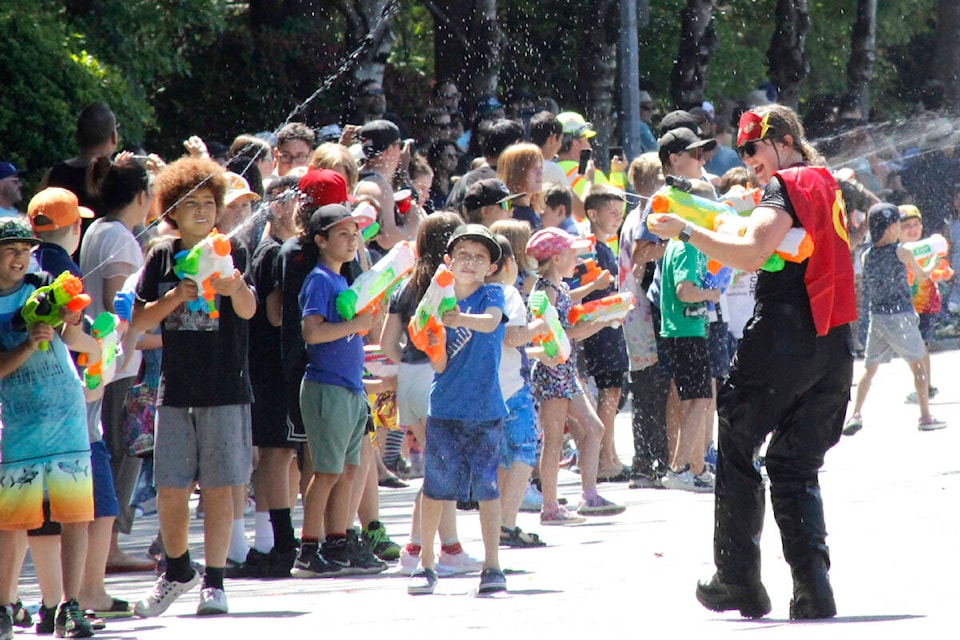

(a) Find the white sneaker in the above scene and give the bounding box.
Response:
[519,482,543,512]
[661,468,713,493]
[134,570,201,618]
[918,416,948,431]
[399,547,421,576]
[436,549,483,576]
[196,587,228,616]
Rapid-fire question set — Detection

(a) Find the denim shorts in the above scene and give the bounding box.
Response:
[500,386,538,469]
[423,416,503,502]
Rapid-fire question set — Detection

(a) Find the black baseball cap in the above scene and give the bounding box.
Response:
[307,204,356,235]
[659,110,702,137]
[463,178,525,211]
[446,223,502,263]
[359,119,401,158]
[868,202,901,242]
[658,128,717,156]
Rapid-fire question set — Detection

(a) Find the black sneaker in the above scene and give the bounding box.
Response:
[290,548,342,579]
[35,602,57,635]
[263,547,298,578]
[225,548,269,578]
[54,600,94,638]
[11,599,32,628]
[1,605,14,640]
[346,530,388,575]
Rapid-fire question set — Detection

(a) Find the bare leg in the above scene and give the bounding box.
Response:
[156,486,193,557]
[28,534,62,608]
[498,462,533,530]
[908,358,932,419]
[851,363,880,416]
[566,394,604,494]
[0,530,27,604]
[299,472,339,541]
[665,381,682,470]
[418,496,444,570]
[596,386,624,476]
[59,522,89,602]
[538,398,570,507]
[354,438,379,527]
[78,516,117,610]
[201,485,236,569]
[675,398,712,475]
[477,499,502,570]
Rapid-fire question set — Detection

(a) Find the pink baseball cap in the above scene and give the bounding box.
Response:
[526,228,592,262]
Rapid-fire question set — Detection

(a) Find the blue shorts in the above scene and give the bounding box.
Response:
[707,321,731,380]
[91,440,120,519]
[500,387,538,469]
[423,416,503,502]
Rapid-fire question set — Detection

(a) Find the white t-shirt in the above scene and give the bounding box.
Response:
[79,218,144,379]
[543,159,568,187]
[495,283,527,400]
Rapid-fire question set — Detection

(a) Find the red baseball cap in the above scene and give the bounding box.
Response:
[298,168,357,207]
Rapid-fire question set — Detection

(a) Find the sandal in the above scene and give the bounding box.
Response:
[500,526,546,548]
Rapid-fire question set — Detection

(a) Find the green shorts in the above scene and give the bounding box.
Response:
[299,380,367,474]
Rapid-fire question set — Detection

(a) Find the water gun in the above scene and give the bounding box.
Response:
[648,185,741,232]
[407,265,458,362]
[567,292,635,327]
[718,185,763,214]
[13,271,92,350]
[903,234,953,283]
[705,214,814,274]
[173,228,234,318]
[77,312,120,390]
[337,240,416,321]
[569,258,609,288]
[528,290,572,362]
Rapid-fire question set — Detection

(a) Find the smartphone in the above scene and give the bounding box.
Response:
[608,146,623,162]
[578,148,592,175]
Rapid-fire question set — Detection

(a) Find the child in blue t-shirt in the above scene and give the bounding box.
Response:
[0,217,99,636]
[407,224,509,596]
[289,204,380,580]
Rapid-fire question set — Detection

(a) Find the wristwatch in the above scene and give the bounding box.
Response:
[678,223,694,243]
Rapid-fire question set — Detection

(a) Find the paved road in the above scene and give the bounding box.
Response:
[15,350,960,637]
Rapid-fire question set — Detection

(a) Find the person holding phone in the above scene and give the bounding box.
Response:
[555,112,627,221]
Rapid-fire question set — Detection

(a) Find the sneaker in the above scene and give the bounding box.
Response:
[1,606,13,640]
[704,441,718,473]
[540,503,586,525]
[478,568,507,594]
[519,482,543,512]
[10,600,31,629]
[222,556,247,579]
[577,494,626,516]
[345,530,388,574]
[290,548,343,578]
[399,546,421,576]
[263,547,298,578]
[195,588,228,616]
[35,602,56,634]
[436,549,483,576]
[661,467,713,493]
[906,387,939,404]
[134,570,201,618]
[841,414,863,437]
[629,473,661,489]
[918,416,948,431]
[384,456,412,478]
[407,567,438,595]
[54,600,93,638]
[362,521,401,561]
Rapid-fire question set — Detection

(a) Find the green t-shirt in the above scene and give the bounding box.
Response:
[659,239,708,338]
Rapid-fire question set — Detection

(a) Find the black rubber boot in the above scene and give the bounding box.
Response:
[771,482,837,620]
[698,431,771,618]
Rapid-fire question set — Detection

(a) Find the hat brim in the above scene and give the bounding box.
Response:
[448,233,502,263]
[688,138,718,152]
[224,192,260,207]
[0,236,40,246]
[78,206,95,219]
[497,192,527,205]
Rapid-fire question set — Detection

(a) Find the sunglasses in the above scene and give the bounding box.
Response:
[685,147,704,160]
[738,139,765,159]
[499,199,514,212]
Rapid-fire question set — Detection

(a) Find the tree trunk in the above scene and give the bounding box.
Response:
[767,0,810,109]
[669,0,718,111]
[579,0,620,164]
[339,0,397,85]
[936,0,960,109]
[429,0,501,107]
[846,0,877,118]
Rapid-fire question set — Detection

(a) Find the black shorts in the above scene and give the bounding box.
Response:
[594,370,625,390]
[918,312,936,344]
[663,336,712,400]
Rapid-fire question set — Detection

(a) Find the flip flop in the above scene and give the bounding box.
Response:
[89,598,133,619]
[500,526,546,548]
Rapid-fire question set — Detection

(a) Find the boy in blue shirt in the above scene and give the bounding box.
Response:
[291,204,383,578]
[0,217,99,638]
[407,224,509,596]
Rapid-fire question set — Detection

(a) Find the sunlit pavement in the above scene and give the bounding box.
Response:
[16,348,960,637]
